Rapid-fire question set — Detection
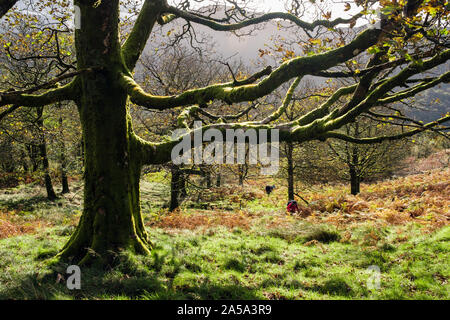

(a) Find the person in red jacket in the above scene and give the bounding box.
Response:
[286,200,299,214]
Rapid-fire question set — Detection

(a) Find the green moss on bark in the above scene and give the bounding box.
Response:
[58,0,152,267]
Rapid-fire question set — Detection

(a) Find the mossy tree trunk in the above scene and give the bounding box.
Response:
[58,0,152,266]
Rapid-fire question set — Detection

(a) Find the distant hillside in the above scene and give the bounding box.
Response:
[143,11,449,122]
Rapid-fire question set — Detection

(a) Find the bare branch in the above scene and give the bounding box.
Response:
[321,115,450,144]
[163,5,363,33]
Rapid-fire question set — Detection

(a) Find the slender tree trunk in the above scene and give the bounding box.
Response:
[39,141,57,201]
[349,145,360,195]
[60,155,70,194]
[205,169,211,188]
[238,165,244,186]
[180,172,187,198]
[27,144,39,172]
[58,0,150,266]
[36,107,57,201]
[58,108,70,194]
[170,166,182,211]
[287,142,295,201]
[22,159,28,172]
[216,172,221,187]
[349,165,360,195]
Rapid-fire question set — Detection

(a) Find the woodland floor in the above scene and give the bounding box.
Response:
[0,152,448,300]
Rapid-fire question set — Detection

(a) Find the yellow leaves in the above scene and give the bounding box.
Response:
[275,45,284,52]
[309,38,321,46]
[411,32,424,42]
[388,55,397,62]
[283,50,295,61]
[344,3,351,11]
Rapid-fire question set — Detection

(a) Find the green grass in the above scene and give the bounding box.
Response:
[0,222,448,300]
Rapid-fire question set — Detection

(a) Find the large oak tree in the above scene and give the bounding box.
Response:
[0,0,449,266]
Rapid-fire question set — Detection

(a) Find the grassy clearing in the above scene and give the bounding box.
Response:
[0,168,448,300]
[0,223,448,300]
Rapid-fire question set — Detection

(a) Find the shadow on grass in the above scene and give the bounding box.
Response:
[0,271,262,300]
[0,251,262,300]
[0,194,51,212]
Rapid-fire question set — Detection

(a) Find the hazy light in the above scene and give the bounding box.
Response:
[165,0,368,24]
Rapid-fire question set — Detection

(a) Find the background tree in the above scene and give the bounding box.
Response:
[0,4,76,199]
[326,118,409,195]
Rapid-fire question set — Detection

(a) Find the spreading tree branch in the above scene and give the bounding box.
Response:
[122,0,165,71]
[0,79,77,108]
[122,27,384,110]
[326,49,450,131]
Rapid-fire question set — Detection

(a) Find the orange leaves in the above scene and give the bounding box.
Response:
[0,212,49,239]
[298,164,449,229]
[258,48,270,58]
[150,211,251,231]
[151,165,448,236]
[322,11,332,20]
[282,49,296,62]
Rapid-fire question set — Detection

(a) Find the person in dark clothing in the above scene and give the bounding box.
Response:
[265,185,275,195]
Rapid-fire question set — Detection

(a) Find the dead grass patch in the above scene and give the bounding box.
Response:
[149,211,252,231]
[0,213,50,239]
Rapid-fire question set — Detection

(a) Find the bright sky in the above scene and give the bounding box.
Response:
[166,0,367,22]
